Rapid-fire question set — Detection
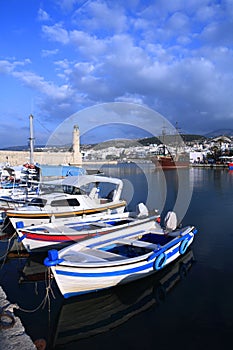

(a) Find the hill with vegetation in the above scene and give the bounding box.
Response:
[1,133,229,152]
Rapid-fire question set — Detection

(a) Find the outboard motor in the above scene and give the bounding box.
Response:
[137,203,149,218]
[164,211,177,231]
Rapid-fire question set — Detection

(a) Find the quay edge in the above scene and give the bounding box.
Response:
[0,286,36,350]
[191,163,229,169]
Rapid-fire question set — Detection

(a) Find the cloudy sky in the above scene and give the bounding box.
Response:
[0,0,233,148]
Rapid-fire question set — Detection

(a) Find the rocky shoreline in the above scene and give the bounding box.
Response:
[0,286,36,350]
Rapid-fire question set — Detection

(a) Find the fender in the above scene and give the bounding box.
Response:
[179,237,190,255]
[154,252,167,271]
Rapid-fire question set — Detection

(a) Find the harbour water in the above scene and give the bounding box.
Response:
[0,165,233,350]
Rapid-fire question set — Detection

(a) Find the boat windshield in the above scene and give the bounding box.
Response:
[40,184,64,194]
[62,185,86,195]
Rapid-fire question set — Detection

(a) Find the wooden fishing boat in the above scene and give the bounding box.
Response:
[151,152,189,169]
[44,220,197,298]
[16,207,159,252]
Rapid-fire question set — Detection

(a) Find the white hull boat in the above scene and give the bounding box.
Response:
[44,220,198,298]
[6,175,126,229]
[16,208,160,252]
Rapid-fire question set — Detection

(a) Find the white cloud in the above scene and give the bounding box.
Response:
[38,8,51,22]
[1,0,233,141]
[41,49,59,57]
[70,30,107,57]
[0,59,31,74]
[72,0,128,34]
[53,0,83,12]
[166,12,191,33]
[42,23,70,44]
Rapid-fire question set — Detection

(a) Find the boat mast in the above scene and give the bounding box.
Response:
[29,114,34,165]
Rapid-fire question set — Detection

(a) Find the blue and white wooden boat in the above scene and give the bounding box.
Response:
[15,208,160,252]
[44,221,198,298]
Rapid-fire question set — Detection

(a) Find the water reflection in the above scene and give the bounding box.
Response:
[1,166,233,350]
[7,249,195,349]
[191,168,233,192]
[102,163,193,224]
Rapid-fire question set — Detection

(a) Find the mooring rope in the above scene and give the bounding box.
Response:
[0,233,17,267]
[10,268,55,314]
[0,216,12,230]
[0,268,56,332]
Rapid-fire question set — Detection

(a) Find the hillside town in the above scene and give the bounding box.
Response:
[81,135,233,166]
[1,133,233,170]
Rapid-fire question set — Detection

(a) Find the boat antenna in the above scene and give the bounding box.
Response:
[29,114,34,165]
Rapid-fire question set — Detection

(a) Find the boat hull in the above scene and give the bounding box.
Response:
[48,229,196,298]
[151,156,189,169]
[8,201,126,228]
[17,214,157,252]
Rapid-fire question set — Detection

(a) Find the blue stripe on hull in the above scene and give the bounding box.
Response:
[55,244,182,278]
[56,261,153,278]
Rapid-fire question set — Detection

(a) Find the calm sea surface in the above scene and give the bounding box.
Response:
[0,165,233,350]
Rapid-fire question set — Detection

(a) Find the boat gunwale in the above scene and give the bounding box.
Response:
[56,228,195,269]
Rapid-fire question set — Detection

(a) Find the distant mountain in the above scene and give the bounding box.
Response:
[0,134,208,151]
[0,145,47,151]
[91,139,140,150]
[0,144,75,151]
[0,145,29,151]
[205,129,233,137]
[139,134,206,146]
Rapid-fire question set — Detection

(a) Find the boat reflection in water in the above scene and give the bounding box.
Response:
[17,249,195,348]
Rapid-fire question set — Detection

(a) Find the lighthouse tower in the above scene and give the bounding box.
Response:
[71,125,82,166]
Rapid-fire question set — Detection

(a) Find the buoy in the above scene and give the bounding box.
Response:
[34,338,46,350]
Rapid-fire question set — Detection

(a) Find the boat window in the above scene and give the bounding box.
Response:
[63,185,86,195]
[50,198,80,207]
[62,185,73,194]
[80,182,117,198]
[28,198,47,207]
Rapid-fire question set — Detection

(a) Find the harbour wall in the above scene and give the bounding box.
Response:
[0,150,82,167]
[191,163,228,169]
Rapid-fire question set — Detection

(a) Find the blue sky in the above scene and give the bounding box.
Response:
[0,0,233,147]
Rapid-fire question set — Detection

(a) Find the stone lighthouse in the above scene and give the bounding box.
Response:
[71,125,82,166]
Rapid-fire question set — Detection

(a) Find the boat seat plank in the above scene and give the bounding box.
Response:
[63,252,105,263]
[64,247,126,263]
[83,247,127,261]
[116,238,157,250]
